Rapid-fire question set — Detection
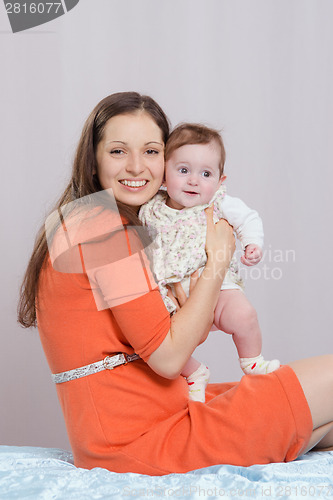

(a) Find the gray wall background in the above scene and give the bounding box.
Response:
[1,0,332,452]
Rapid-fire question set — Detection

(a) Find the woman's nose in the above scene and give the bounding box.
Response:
[126,152,144,175]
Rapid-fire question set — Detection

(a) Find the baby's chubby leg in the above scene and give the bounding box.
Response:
[181,357,201,377]
[214,290,262,357]
[214,290,280,374]
[181,357,210,402]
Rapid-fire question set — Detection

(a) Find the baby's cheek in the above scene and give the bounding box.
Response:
[203,183,219,204]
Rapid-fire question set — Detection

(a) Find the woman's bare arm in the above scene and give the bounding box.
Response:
[148,206,235,379]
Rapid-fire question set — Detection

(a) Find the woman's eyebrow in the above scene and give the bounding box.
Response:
[104,141,163,146]
[105,140,126,145]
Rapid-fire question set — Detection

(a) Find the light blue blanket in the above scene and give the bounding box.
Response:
[0,445,332,499]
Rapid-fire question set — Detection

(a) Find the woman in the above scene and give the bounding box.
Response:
[18,92,333,475]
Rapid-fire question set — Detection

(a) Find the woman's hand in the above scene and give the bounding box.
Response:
[166,205,235,315]
[204,204,235,271]
[166,270,200,311]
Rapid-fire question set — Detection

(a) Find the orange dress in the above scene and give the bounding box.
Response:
[36,208,312,475]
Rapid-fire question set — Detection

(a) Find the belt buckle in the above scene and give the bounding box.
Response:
[103,353,127,370]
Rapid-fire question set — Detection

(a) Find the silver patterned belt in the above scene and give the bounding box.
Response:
[52,353,140,384]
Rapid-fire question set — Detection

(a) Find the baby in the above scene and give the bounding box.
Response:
[139,123,280,402]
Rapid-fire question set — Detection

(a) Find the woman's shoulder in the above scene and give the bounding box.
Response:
[45,201,125,275]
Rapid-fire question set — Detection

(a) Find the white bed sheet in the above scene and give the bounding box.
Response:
[0,445,332,499]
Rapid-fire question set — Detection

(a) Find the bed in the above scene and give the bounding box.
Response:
[0,446,332,499]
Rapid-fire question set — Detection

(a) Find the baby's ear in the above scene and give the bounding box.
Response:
[218,175,227,187]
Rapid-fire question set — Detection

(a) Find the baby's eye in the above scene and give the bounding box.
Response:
[179,167,188,174]
[202,171,211,178]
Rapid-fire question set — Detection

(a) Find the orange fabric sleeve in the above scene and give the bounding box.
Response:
[111,289,171,361]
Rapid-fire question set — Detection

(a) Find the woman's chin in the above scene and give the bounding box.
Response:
[115,182,159,207]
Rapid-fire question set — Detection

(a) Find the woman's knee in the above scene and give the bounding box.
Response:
[316,355,333,376]
[322,354,333,378]
[290,354,333,379]
[323,354,333,364]
[289,354,333,429]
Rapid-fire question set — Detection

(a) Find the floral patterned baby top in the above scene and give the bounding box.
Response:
[139,185,264,314]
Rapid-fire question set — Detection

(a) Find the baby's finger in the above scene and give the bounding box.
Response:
[189,270,200,293]
[173,281,188,307]
[241,255,253,266]
[245,248,254,258]
[251,249,260,259]
[166,286,180,311]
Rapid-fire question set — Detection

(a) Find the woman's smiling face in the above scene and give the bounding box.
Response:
[96,111,165,210]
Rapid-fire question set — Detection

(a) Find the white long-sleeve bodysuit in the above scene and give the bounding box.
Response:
[139,185,264,314]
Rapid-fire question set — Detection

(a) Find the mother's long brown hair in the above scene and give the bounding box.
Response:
[18,92,170,328]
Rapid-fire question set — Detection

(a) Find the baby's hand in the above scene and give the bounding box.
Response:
[241,244,263,266]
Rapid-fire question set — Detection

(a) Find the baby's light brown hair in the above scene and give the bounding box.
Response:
[165,123,226,176]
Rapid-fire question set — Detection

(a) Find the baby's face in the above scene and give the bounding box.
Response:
[164,142,224,209]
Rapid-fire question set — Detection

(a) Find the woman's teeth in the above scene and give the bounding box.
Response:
[120,180,147,187]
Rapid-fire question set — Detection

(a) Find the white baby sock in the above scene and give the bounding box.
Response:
[239,354,280,375]
[186,363,210,402]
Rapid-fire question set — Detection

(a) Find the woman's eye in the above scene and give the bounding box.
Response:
[146,149,159,155]
[110,149,124,155]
